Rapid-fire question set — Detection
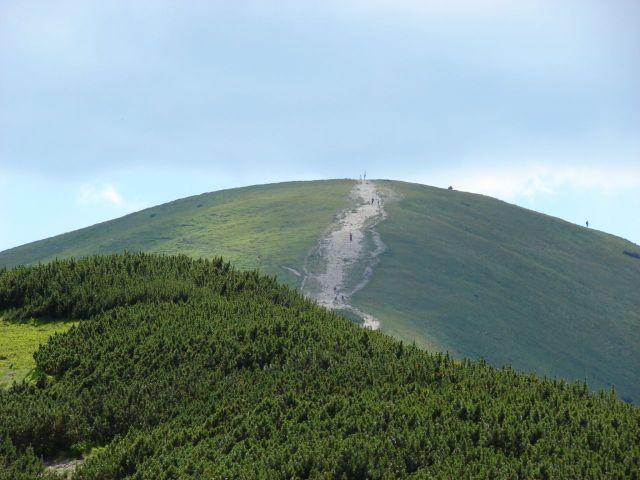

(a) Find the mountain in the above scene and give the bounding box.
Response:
[356,181,640,403]
[1,179,639,402]
[0,180,354,285]
[1,253,638,479]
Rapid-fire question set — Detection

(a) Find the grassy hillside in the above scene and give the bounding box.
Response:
[354,181,640,402]
[1,254,638,479]
[0,180,354,287]
[2,179,639,403]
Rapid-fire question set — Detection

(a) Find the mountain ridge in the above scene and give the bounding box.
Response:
[2,179,639,402]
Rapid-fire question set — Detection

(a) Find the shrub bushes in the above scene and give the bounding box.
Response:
[0,253,638,478]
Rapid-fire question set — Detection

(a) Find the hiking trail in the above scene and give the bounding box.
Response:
[301,180,387,329]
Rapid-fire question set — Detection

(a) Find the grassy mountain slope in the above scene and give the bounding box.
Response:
[354,181,640,402]
[1,254,638,479]
[2,179,639,403]
[0,180,353,287]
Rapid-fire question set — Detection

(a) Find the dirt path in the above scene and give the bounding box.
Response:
[302,181,386,329]
[281,266,302,277]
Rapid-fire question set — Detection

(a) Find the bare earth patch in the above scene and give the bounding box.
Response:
[302,181,387,329]
[44,458,83,478]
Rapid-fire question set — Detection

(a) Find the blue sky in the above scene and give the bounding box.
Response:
[1,0,639,250]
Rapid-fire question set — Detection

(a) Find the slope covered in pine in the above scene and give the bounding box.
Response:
[1,179,639,402]
[1,254,638,479]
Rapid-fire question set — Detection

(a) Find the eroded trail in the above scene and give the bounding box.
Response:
[302,181,386,329]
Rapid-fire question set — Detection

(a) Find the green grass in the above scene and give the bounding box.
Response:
[0,316,76,387]
[352,181,640,402]
[0,180,355,288]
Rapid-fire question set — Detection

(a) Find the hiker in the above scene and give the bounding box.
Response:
[349,232,352,242]
[371,198,374,205]
[586,220,589,228]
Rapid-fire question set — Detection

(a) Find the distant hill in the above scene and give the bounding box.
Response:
[1,179,639,402]
[0,180,354,287]
[1,254,638,478]
[357,181,640,403]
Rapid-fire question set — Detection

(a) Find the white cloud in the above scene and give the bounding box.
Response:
[427,162,640,200]
[77,184,126,207]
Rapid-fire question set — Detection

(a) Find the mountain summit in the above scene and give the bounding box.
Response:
[1,179,639,402]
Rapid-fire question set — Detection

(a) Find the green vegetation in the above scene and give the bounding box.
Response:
[1,253,638,479]
[354,181,640,402]
[0,180,354,287]
[0,317,76,387]
[1,179,639,403]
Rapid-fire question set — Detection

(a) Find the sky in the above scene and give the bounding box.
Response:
[1,0,639,250]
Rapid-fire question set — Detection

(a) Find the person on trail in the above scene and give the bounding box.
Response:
[371,198,374,205]
[349,232,353,242]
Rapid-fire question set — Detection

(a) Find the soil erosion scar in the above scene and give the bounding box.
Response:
[302,180,387,329]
